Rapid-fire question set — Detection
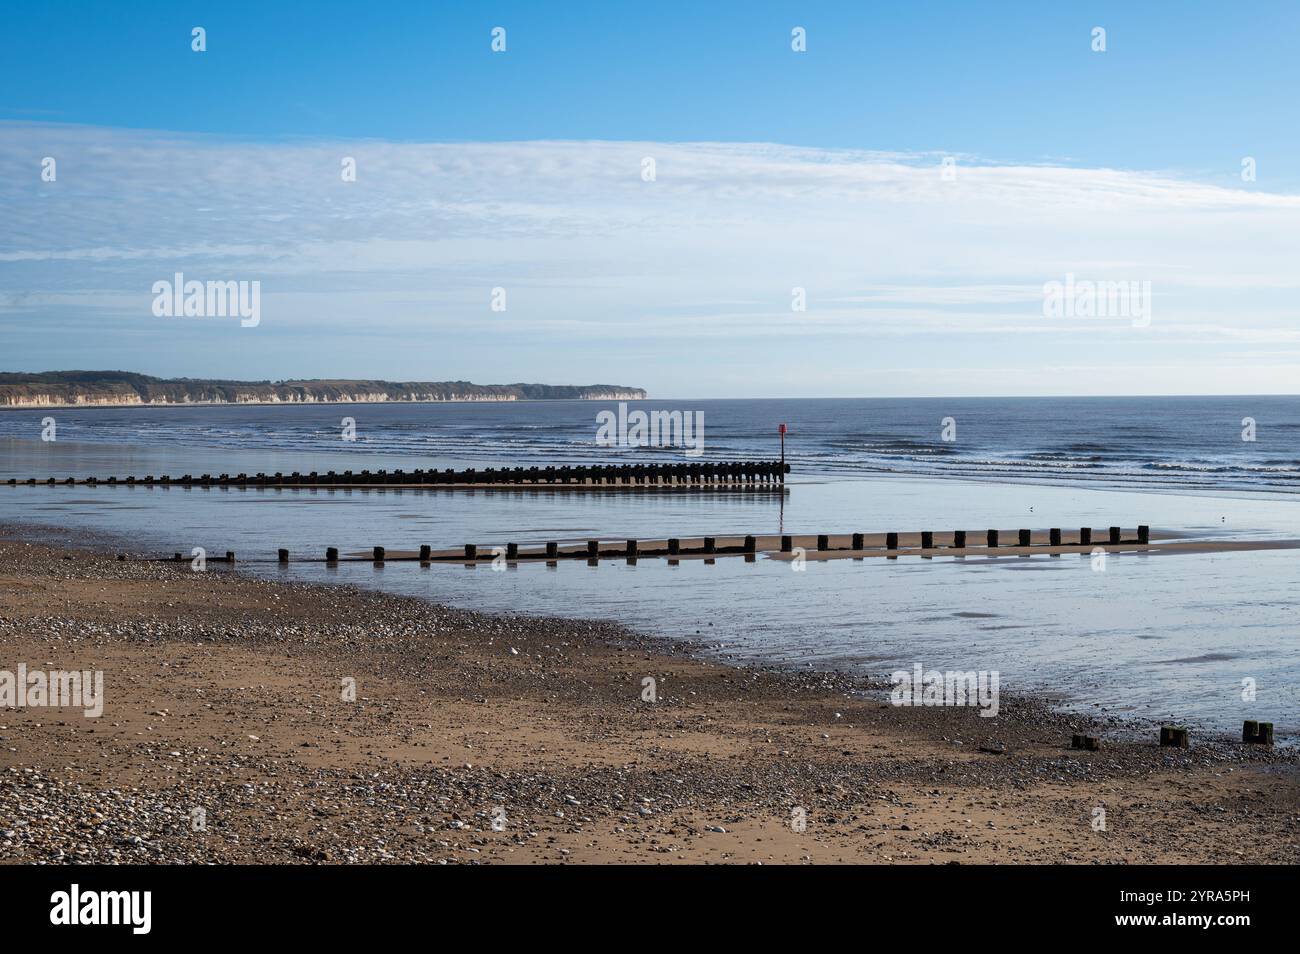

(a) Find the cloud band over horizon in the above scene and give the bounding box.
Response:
[3,121,1299,397]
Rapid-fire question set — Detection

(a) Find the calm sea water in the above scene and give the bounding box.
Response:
[1,396,1298,740]
[1,395,1298,492]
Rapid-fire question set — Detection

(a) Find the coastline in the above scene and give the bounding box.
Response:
[0,396,642,411]
[2,526,1297,864]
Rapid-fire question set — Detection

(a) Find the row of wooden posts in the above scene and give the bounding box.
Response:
[7,460,789,489]
[186,526,1150,568]
[190,537,765,565]
[786,526,1151,551]
[1071,722,1274,750]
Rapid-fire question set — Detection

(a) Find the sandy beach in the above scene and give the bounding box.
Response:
[2,531,1297,865]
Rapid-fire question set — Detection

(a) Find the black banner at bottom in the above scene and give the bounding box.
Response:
[0,863,1276,939]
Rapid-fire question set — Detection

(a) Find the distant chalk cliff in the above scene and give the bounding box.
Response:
[0,371,647,408]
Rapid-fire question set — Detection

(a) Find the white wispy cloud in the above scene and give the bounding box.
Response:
[2,120,1298,394]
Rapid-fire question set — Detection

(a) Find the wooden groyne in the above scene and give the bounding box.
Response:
[153,526,1157,566]
[5,460,790,491]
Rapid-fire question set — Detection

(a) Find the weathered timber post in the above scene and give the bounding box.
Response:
[1243,721,1274,745]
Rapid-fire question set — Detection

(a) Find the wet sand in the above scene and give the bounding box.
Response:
[1,533,1298,864]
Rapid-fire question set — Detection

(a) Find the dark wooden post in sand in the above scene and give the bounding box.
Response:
[668,538,681,555]
[587,540,599,559]
[419,544,431,561]
[1079,528,1091,546]
[464,544,477,560]
[506,543,518,559]
[952,530,966,548]
[1159,726,1190,748]
[1018,529,1030,547]
[373,546,385,562]
[1138,525,1150,544]
[545,541,558,559]
[886,532,898,550]
[703,536,716,554]
[921,532,934,549]
[1049,528,1061,546]
[225,551,236,563]
[1243,721,1274,745]
[278,549,289,564]
[626,539,639,557]
[780,535,793,553]
[1109,526,1121,545]
[326,547,339,563]
[851,532,864,550]
[743,535,756,553]
[986,530,998,548]
[816,534,829,551]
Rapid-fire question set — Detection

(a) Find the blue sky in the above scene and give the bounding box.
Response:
[2,1,1299,396]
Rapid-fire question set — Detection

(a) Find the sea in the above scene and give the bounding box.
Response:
[1,395,1298,740]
